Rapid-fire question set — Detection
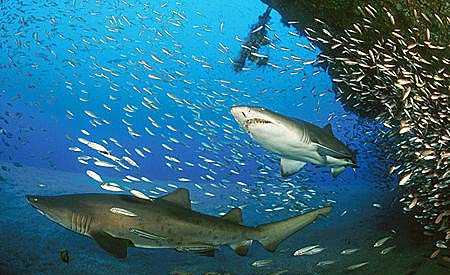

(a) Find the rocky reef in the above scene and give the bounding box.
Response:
[260,0,449,255]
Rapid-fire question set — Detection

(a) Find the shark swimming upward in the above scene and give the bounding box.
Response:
[231,106,357,177]
[27,188,331,258]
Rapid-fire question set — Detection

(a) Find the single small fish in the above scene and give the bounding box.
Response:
[316,260,336,266]
[293,245,319,256]
[122,156,139,168]
[252,259,272,267]
[86,170,103,183]
[398,172,412,186]
[373,236,392,247]
[130,190,151,200]
[59,249,70,263]
[430,249,440,259]
[94,160,115,168]
[251,25,263,33]
[380,245,396,255]
[110,207,138,217]
[303,247,326,255]
[340,248,359,255]
[346,262,369,271]
[69,147,82,152]
[100,183,123,192]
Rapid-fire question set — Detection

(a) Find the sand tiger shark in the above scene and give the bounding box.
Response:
[231,106,357,177]
[26,189,331,258]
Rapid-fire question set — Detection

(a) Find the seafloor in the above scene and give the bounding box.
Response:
[0,161,447,275]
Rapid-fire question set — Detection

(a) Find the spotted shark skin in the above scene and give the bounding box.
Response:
[27,189,331,258]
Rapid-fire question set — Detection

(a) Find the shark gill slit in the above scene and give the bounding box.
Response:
[83,215,87,234]
[86,215,93,234]
[79,215,84,234]
[298,127,307,144]
[81,215,87,234]
[70,211,75,231]
[73,212,83,234]
[75,212,80,233]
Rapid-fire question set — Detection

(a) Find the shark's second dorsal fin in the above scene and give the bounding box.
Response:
[159,188,191,209]
[222,208,243,224]
[323,124,334,135]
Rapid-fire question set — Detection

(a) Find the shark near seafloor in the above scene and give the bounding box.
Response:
[27,188,331,258]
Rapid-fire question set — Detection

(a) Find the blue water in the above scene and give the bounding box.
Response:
[0,1,443,274]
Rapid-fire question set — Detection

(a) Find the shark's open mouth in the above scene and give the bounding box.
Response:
[244,118,272,129]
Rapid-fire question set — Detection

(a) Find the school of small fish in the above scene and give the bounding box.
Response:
[304,3,449,252]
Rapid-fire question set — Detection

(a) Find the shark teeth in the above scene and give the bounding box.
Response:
[244,118,272,128]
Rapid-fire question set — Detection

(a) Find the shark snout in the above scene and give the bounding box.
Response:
[231,106,269,125]
[26,195,51,212]
[27,195,38,203]
[230,106,248,124]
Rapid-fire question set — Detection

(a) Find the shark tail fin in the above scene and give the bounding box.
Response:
[254,206,332,252]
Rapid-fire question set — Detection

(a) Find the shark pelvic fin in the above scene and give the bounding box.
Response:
[159,188,191,209]
[230,240,252,256]
[331,166,346,177]
[280,158,306,177]
[91,231,129,259]
[323,123,334,135]
[222,208,243,224]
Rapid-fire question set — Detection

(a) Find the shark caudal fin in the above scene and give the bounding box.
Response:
[254,206,331,252]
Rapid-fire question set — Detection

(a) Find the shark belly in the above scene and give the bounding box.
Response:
[285,145,325,165]
[287,143,349,167]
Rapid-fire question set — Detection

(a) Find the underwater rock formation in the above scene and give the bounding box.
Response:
[260,0,449,253]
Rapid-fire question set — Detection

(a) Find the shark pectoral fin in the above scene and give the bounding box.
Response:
[280,158,306,177]
[91,231,129,259]
[158,188,191,209]
[221,208,243,224]
[331,166,346,178]
[230,240,253,256]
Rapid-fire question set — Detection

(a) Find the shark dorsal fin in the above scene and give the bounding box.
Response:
[159,188,191,209]
[222,208,243,224]
[323,124,334,135]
